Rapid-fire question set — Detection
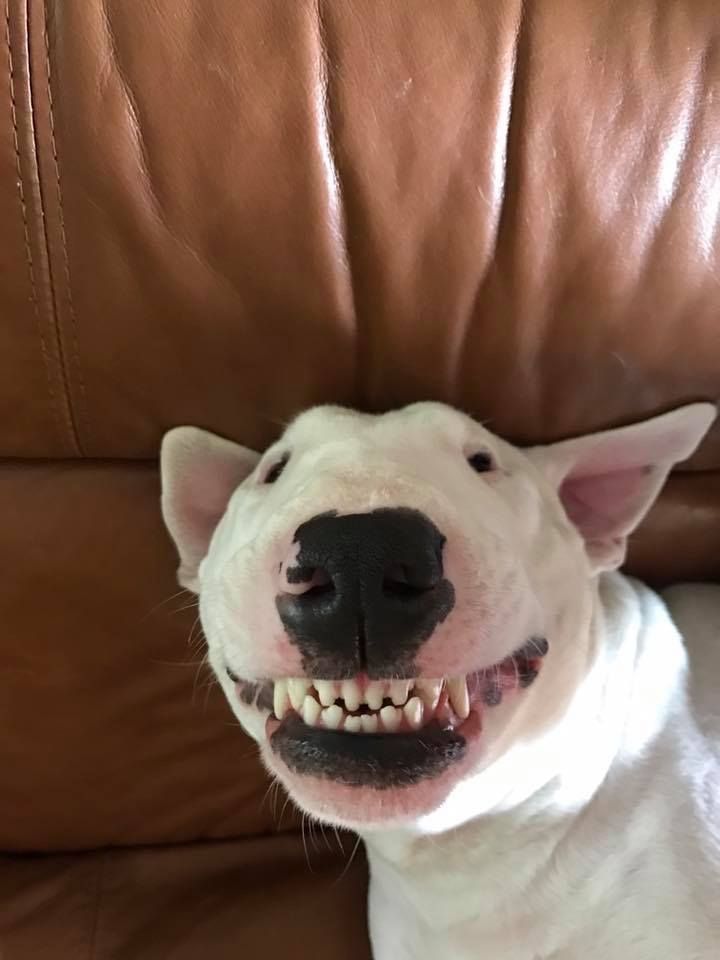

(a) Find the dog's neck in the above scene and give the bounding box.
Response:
[361,571,687,869]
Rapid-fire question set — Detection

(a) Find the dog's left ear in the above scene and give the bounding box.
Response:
[160,427,261,591]
[528,403,717,573]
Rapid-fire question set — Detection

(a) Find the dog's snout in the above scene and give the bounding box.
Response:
[276,508,455,676]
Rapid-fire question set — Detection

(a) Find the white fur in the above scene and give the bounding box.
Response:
[161,402,720,959]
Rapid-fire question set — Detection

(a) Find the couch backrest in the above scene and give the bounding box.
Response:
[2,0,718,851]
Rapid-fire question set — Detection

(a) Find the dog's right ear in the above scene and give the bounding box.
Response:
[160,428,261,592]
[527,403,716,574]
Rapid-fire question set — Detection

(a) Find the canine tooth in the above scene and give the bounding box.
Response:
[403,696,424,730]
[448,678,470,719]
[365,681,385,711]
[380,705,401,732]
[389,679,411,706]
[344,715,362,733]
[341,679,362,712]
[322,704,344,729]
[415,679,443,711]
[273,680,290,719]
[288,679,311,711]
[302,695,321,727]
[361,713,379,734]
[315,680,337,707]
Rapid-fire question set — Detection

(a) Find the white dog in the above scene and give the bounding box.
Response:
[160,402,720,959]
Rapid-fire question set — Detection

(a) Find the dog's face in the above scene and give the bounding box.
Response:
[161,402,714,830]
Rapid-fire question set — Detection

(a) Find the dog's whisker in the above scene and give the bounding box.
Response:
[139,588,195,624]
[333,834,363,885]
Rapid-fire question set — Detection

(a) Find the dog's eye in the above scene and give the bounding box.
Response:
[263,453,289,484]
[467,451,494,473]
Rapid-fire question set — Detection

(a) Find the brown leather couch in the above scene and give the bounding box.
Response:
[2,1,719,957]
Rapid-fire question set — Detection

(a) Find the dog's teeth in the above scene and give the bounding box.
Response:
[273,680,290,719]
[302,694,321,727]
[365,681,385,711]
[403,696,424,730]
[361,713,379,734]
[380,705,401,732]
[415,678,443,711]
[288,678,311,711]
[321,704,344,729]
[315,680,337,707]
[448,677,470,719]
[389,679,411,706]
[344,715,363,733]
[341,679,362,712]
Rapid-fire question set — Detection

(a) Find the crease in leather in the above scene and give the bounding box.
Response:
[86,853,104,960]
[5,0,79,453]
[99,0,165,237]
[43,1,90,453]
[689,33,720,261]
[314,0,360,403]
[457,1,528,395]
[96,0,252,310]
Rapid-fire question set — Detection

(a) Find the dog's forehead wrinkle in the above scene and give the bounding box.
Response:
[279,402,498,459]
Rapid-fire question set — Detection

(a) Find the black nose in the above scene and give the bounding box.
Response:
[276,508,455,677]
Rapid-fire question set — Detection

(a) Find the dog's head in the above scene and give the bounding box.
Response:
[160,402,714,830]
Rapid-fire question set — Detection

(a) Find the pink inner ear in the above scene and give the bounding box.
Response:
[559,465,654,541]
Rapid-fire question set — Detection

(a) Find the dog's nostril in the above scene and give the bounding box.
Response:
[301,578,335,599]
[382,563,436,597]
[284,565,334,598]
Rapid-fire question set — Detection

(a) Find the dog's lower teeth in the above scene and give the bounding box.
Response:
[361,713,379,734]
[380,704,401,731]
[321,704,344,729]
[403,696,424,730]
[302,694,321,726]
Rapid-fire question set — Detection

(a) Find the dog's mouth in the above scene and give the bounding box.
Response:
[227,637,548,791]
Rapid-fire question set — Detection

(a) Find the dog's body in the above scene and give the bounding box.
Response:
[366,578,720,960]
[160,402,719,958]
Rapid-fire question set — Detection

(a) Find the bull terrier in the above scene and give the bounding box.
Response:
[160,402,720,959]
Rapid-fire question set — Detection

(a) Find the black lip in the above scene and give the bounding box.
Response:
[270,714,467,789]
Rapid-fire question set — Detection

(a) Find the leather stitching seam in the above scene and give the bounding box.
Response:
[5,0,63,441]
[43,1,89,452]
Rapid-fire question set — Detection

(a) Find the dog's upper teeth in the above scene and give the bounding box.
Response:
[271,675,472,730]
[288,678,311,711]
[341,678,362,712]
[364,680,385,711]
[389,679,412,706]
[447,677,470,719]
[415,678,443,710]
[315,680,338,707]
[274,679,290,719]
